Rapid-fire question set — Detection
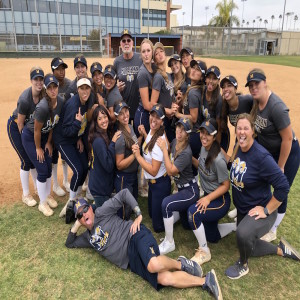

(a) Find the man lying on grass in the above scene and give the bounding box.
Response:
[65,188,222,300]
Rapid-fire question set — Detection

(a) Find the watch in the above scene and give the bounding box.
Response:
[264,207,270,216]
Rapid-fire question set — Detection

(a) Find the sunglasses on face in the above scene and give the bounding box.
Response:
[122,38,132,44]
[77,205,90,220]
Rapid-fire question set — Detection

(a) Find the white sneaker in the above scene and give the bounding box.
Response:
[228,208,237,219]
[47,195,58,208]
[38,202,54,217]
[159,237,175,255]
[138,187,148,198]
[59,199,71,217]
[22,194,37,207]
[53,185,66,197]
[63,180,70,192]
[260,231,277,242]
[191,247,211,265]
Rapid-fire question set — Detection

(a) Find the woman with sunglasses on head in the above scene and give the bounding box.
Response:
[132,104,171,233]
[7,67,44,207]
[22,74,64,216]
[247,69,300,242]
[88,105,121,207]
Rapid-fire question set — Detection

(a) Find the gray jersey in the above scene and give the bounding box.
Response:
[228,94,253,127]
[114,53,142,119]
[183,88,202,131]
[115,124,139,173]
[202,90,222,120]
[152,72,174,108]
[26,96,64,134]
[170,140,194,186]
[106,85,123,108]
[198,147,228,194]
[137,63,154,106]
[58,77,72,102]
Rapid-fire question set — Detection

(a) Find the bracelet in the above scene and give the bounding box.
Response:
[264,206,270,216]
[133,206,142,217]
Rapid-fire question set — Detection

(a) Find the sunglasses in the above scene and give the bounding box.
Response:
[122,38,132,44]
[77,205,90,220]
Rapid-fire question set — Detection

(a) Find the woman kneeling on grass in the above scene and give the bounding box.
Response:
[225,113,299,280]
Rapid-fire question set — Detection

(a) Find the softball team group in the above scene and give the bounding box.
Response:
[7,29,300,282]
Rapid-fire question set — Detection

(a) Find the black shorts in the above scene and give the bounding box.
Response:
[128,224,161,290]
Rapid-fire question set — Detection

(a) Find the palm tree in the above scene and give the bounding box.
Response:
[264,19,268,28]
[209,0,240,27]
[253,19,255,29]
[259,18,262,28]
[279,14,282,30]
[294,15,299,30]
[271,15,275,30]
[246,21,249,28]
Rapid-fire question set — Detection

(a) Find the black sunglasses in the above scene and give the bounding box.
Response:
[122,38,131,44]
[77,205,90,220]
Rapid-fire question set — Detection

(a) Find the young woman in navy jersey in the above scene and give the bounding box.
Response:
[89,62,105,113]
[88,105,121,207]
[22,74,64,216]
[7,67,43,207]
[157,118,199,255]
[132,104,171,233]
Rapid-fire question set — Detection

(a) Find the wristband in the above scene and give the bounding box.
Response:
[133,206,142,217]
[264,207,270,216]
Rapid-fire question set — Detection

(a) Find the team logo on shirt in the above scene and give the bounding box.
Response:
[230,157,247,191]
[78,112,87,136]
[41,114,60,133]
[90,225,109,251]
[142,141,148,155]
[202,106,210,119]
[149,247,155,255]
[254,115,267,134]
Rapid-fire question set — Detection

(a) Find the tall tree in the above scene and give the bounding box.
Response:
[271,15,275,30]
[209,0,240,27]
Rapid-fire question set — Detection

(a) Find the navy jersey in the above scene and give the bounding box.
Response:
[228,95,253,127]
[202,88,222,120]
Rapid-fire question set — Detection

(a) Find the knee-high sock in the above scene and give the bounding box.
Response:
[271,213,285,233]
[30,168,37,189]
[37,180,48,204]
[20,169,30,196]
[62,160,68,182]
[76,185,82,196]
[173,211,180,224]
[163,216,174,242]
[218,222,236,238]
[193,223,209,252]
[46,177,51,197]
[52,163,59,187]
[69,190,77,200]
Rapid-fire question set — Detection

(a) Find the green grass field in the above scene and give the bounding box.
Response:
[206,55,300,68]
[1,172,300,300]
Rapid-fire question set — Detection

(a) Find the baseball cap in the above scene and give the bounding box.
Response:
[180,47,194,59]
[74,198,89,218]
[51,57,68,70]
[206,66,221,79]
[150,105,165,119]
[120,29,133,39]
[30,68,44,80]
[103,65,117,79]
[44,74,59,88]
[168,54,181,67]
[190,60,207,75]
[74,55,87,68]
[176,117,192,133]
[90,62,103,76]
[220,75,238,89]
[245,71,266,87]
[200,119,218,135]
[77,78,92,88]
[114,101,129,116]
[153,42,165,56]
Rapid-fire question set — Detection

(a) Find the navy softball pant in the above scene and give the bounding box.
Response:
[134,104,150,136]
[220,127,230,153]
[7,116,34,171]
[21,127,52,183]
[56,143,88,192]
[188,191,231,243]
[148,174,171,233]
[189,131,202,176]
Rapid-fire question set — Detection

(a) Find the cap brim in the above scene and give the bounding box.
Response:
[245,79,263,87]
[52,63,68,70]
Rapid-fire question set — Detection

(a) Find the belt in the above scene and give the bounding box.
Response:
[177,178,197,189]
[149,172,167,184]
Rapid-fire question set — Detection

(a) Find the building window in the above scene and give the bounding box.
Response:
[232,39,236,46]
[248,39,254,47]
[142,9,166,27]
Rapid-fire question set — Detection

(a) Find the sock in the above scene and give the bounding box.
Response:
[30,168,37,190]
[37,180,48,204]
[193,223,209,252]
[271,213,285,233]
[218,222,236,238]
[52,163,58,187]
[173,211,180,224]
[62,160,68,182]
[69,190,77,200]
[20,169,30,196]
[77,185,82,196]
[46,177,51,197]
[163,216,174,242]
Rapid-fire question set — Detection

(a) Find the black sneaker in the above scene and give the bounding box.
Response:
[177,255,203,277]
[66,200,76,224]
[202,269,223,300]
[279,237,300,261]
[225,259,249,279]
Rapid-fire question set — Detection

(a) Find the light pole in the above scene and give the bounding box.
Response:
[241,0,247,27]
[205,6,209,25]
[98,0,103,54]
[147,0,150,39]
[182,11,185,47]
[191,0,194,37]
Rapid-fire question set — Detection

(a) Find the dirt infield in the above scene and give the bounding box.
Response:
[1,57,299,206]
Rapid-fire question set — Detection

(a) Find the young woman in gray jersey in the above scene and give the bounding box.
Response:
[247,68,300,242]
[7,67,44,207]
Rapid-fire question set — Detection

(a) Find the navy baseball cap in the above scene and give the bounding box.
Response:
[90,62,103,76]
[168,54,181,67]
[176,117,192,133]
[30,68,44,80]
[74,56,87,68]
[44,74,59,88]
[114,101,129,116]
[150,105,165,119]
[120,29,133,39]
[74,198,89,218]
[220,75,238,89]
[180,47,194,59]
[206,66,221,79]
[103,65,117,79]
[245,71,266,87]
[190,60,207,75]
[200,119,218,135]
[51,57,68,70]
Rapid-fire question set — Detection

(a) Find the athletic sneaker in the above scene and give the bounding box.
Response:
[228,208,237,219]
[138,187,148,198]
[225,259,249,279]
[38,202,54,217]
[191,247,211,265]
[59,199,71,217]
[260,231,277,242]
[22,194,37,207]
[53,184,66,197]
[63,180,70,192]
[177,256,203,277]
[159,237,175,255]
[203,269,223,300]
[47,195,58,208]
[278,237,300,261]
